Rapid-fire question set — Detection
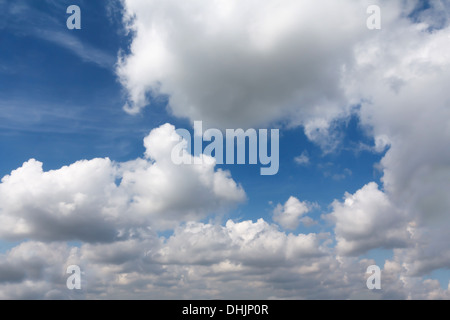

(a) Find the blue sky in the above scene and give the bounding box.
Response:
[0,0,450,299]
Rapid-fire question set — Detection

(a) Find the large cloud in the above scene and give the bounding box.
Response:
[0,123,245,242]
[340,0,450,274]
[0,222,448,299]
[116,0,379,128]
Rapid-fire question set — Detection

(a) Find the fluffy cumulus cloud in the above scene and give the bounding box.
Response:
[156,219,325,266]
[117,0,376,129]
[341,0,450,277]
[0,123,245,242]
[0,227,448,299]
[327,183,410,256]
[272,197,314,230]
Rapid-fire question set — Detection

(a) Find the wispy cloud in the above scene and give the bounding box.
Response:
[3,0,115,69]
[35,29,115,69]
[294,151,310,166]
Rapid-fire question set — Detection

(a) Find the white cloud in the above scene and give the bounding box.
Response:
[0,241,74,299]
[1,226,448,299]
[272,197,312,230]
[294,151,310,166]
[156,219,325,267]
[116,0,374,128]
[3,1,114,69]
[0,123,245,242]
[327,183,410,256]
[341,1,450,272]
[35,30,116,69]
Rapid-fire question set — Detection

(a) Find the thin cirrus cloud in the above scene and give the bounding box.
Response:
[34,29,116,69]
[2,0,115,70]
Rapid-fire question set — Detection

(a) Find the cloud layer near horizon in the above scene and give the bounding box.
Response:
[0,122,448,300]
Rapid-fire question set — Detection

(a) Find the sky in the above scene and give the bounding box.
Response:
[0,0,450,299]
